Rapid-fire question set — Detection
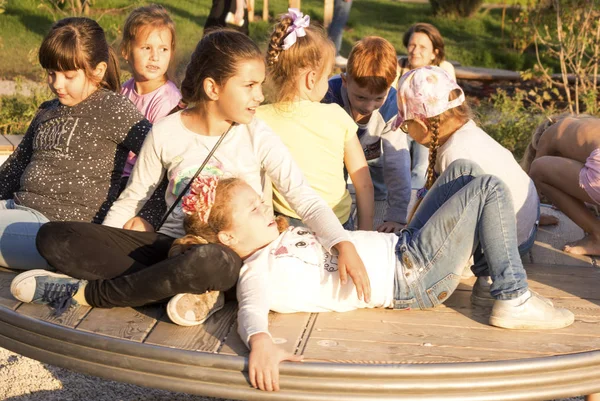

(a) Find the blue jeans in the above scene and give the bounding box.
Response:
[327,0,353,55]
[0,199,50,270]
[393,160,528,310]
[368,156,387,201]
[407,135,429,189]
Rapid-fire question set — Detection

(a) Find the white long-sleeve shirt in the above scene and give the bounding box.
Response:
[103,112,351,251]
[237,227,398,347]
[436,120,539,244]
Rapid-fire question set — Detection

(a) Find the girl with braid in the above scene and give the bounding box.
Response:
[257,9,374,230]
[12,30,371,327]
[169,170,572,392]
[396,66,540,307]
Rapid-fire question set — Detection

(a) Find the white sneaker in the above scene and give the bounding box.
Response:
[335,55,348,68]
[166,291,225,327]
[489,290,574,330]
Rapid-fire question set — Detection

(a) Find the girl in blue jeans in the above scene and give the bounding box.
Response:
[175,160,573,391]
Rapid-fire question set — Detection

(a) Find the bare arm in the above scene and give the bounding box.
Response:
[344,135,374,231]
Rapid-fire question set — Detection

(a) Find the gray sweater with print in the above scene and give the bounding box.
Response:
[0,89,154,224]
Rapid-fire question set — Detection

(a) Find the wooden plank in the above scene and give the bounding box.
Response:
[302,300,600,364]
[323,0,334,28]
[4,134,24,149]
[247,0,254,22]
[0,135,14,152]
[530,206,595,267]
[0,270,20,310]
[288,0,300,10]
[220,311,311,357]
[77,305,162,342]
[144,302,237,352]
[262,0,269,21]
[455,66,521,81]
[17,302,91,328]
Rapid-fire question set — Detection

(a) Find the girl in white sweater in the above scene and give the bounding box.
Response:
[169,169,573,392]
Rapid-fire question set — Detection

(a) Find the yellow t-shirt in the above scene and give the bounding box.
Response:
[257,101,358,223]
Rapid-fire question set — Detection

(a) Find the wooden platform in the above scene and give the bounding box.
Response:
[1,205,600,400]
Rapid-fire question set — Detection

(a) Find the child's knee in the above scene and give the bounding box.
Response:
[447,159,485,176]
[529,157,551,184]
[185,244,242,289]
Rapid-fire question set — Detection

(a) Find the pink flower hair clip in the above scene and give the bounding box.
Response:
[282,8,310,50]
[181,175,220,223]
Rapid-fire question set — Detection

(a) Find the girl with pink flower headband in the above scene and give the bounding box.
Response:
[257,9,374,232]
[11,29,371,328]
[396,65,541,310]
[168,170,573,392]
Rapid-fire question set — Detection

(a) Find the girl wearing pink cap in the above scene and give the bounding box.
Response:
[396,65,540,307]
[524,115,600,256]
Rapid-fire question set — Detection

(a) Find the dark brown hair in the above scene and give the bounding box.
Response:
[402,23,446,67]
[169,178,289,256]
[120,4,176,57]
[180,29,262,105]
[39,17,120,92]
[265,14,334,103]
[346,36,398,93]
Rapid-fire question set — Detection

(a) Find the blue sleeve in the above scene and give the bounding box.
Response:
[323,75,344,107]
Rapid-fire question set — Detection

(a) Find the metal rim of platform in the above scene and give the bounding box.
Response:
[1,306,600,400]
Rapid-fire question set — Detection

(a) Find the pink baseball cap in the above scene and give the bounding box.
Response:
[394,65,465,129]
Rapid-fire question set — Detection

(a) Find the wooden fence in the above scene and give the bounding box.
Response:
[247,0,335,27]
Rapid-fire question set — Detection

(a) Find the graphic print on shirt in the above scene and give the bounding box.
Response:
[34,116,79,156]
[167,159,226,221]
[271,227,339,272]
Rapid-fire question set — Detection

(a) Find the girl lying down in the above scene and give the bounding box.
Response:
[172,160,574,392]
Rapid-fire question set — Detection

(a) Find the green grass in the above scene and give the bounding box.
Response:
[0,0,539,82]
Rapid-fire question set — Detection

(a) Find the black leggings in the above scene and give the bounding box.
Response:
[36,222,242,308]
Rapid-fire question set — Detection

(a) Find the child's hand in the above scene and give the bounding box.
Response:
[123,216,154,232]
[377,221,405,233]
[334,241,372,303]
[248,333,303,391]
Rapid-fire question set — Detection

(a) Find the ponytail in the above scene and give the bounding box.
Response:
[103,46,121,93]
[406,116,441,223]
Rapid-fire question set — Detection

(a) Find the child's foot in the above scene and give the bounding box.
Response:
[471,277,554,308]
[10,269,85,316]
[539,213,559,226]
[489,290,574,330]
[563,235,600,256]
[166,291,225,326]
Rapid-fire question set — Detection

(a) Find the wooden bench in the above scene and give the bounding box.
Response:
[1,205,600,400]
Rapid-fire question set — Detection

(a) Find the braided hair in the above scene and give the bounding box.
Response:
[264,14,334,103]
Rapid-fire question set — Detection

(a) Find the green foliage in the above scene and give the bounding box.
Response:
[0,84,51,135]
[476,89,548,160]
[429,0,484,17]
[0,0,6,14]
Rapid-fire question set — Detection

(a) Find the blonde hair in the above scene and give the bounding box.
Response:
[407,89,472,222]
[520,113,595,173]
[346,36,398,93]
[169,178,289,257]
[265,14,335,103]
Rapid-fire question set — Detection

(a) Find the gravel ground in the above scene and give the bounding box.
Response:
[0,347,586,401]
